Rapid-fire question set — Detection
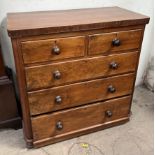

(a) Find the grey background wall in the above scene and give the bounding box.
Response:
[0,0,154,86]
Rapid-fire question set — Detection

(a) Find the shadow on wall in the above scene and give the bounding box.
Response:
[0,17,19,94]
[144,57,154,92]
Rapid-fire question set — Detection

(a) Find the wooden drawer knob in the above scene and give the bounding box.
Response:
[52,45,60,55]
[53,70,61,80]
[110,62,118,69]
[108,85,116,93]
[56,121,63,130]
[112,38,121,46]
[105,110,113,117]
[55,96,62,104]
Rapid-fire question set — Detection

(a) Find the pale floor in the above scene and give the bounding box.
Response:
[0,86,153,155]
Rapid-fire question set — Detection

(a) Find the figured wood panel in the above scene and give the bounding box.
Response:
[21,36,85,64]
[11,39,33,147]
[7,7,149,38]
[33,117,129,148]
[31,96,131,141]
[88,29,143,55]
[25,52,139,91]
[28,73,134,115]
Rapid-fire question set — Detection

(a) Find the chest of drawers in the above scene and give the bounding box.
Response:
[7,7,149,148]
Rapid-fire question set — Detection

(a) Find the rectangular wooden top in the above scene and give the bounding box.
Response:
[7,7,149,38]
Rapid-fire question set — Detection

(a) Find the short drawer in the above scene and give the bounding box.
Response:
[21,36,85,64]
[88,29,143,55]
[28,73,134,115]
[31,96,131,141]
[25,52,139,91]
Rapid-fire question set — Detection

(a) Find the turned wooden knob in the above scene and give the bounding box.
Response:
[55,96,62,104]
[108,85,116,93]
[110,62,118,69]
[112,38,121,46]
[53,70,61,80]
[105,110,113,117]
[56,121,63,130]
[52,45,60,55]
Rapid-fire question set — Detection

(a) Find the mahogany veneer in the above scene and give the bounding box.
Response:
[7,7,149,148]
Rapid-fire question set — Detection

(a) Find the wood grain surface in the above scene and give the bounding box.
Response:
[7,7,149,148]
[7,7,149,37]
[88,29,143,55]
[25,52,139,91]
[11,39,33,148]
[31,96,131,141]
[28,73,134,115]
[22,36,85,64]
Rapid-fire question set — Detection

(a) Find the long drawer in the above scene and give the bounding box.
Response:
[31,96,131,141]
[28,73,134,115]
[21,36,85,64]
[25,52,139,91]
[88,29,143,55]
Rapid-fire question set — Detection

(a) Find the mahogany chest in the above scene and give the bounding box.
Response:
[7,7,149,148]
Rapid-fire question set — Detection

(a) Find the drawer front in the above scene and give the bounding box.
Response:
[25,52,139,91]
[32,96,131,141]
[21,36,85,64]
[88,29,143,55]
[29,73,134,115]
